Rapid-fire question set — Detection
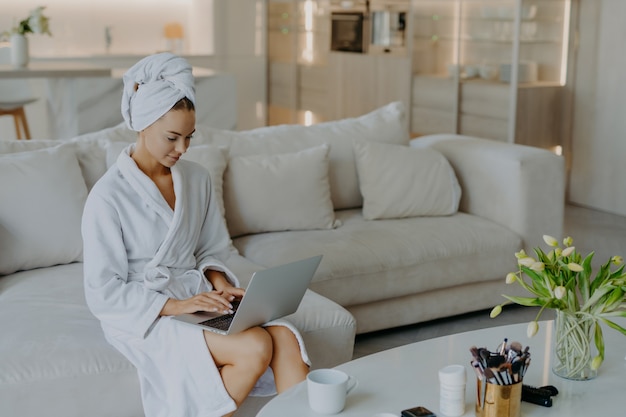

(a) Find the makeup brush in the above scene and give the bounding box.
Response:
[510,341,523,354]
[483,367,500,385]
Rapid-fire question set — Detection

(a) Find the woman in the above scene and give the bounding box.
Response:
[82,53,309,417]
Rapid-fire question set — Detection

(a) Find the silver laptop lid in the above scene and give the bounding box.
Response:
[173,255,322,335]
[227,255,323,334]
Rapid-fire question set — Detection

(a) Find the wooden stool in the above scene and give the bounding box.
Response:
[0,106,32,139]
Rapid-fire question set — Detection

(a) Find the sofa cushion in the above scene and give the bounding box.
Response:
[0,124,136,191]
[0,144,87,275]
[0,263,144,416]
[232,209,521,306]
[223,145,338,237]
[193,101,410,210]
[182,145,229,219]
[353,140,461,220]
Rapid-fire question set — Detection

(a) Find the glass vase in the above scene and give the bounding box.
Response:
[552,310,598,380]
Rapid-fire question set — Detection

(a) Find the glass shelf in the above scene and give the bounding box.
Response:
[413,35,562,44]
[410,0,570,146]
[414,14,563,23]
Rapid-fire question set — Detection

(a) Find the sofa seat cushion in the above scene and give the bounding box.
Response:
[232,209,521,307]
[0,263,144,416]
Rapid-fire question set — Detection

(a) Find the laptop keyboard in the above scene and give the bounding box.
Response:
[198,299,241,331]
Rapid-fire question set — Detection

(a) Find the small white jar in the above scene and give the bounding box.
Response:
[438,364,466,417]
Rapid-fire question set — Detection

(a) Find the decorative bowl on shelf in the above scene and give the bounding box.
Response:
[463,65,479,79]
[479,64,498,80]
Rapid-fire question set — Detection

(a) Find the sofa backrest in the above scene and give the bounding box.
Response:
[191,101,410,210]
[0,124,137,190]
[0,101,409,274]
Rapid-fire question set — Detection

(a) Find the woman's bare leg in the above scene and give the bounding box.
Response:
[203,326,273,416]
[265,325,309,393]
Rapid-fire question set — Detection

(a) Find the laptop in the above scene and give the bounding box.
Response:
[172,255,322,335]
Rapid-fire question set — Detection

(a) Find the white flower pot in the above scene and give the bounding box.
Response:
[10,34,29,68]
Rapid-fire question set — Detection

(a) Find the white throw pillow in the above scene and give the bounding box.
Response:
[105,142,228,218]
[104,141,129,168]
[0,144,88,275]
[354,140,461,220]
[181,145,228,219]
[223,145,338,237]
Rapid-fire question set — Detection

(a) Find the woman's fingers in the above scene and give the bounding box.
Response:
[198,291,234,313]
[222,287,245,300]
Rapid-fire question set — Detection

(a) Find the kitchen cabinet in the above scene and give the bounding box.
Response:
[410,0,571,149]
[267,0,411,126]
[267,0,332,125]
[328,52,411,120]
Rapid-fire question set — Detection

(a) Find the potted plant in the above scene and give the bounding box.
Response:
[490,235,626,380]
[3,6,52,67]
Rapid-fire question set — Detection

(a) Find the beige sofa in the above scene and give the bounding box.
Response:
[0,102,565,417]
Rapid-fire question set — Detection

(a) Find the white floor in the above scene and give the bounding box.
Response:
[353,203,626,359]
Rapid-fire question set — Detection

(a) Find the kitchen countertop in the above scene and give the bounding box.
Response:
[0,61,111,79]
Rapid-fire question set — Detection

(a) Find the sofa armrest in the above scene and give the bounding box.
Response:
[411,134,565,252]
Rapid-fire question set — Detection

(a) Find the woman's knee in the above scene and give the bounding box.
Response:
[266,325,300,351]
[240,327,273,367]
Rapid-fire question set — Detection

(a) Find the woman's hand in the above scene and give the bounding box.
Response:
[160,290,241,317]
[219,285,245,302]
[205,269,246,301]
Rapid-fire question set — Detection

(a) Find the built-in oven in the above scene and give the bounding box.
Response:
[330,0,370,53]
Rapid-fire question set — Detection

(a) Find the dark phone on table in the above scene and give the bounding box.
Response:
[401,406,437,417]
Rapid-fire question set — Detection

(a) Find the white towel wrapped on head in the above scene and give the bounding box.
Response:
[121,52,196,132]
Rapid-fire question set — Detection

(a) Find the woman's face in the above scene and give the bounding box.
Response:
[138,108,196,168]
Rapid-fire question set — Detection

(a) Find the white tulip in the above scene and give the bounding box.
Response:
[543,235,559,247]
[561,246,575,257]
[527,321,539,338]
[518,257,536,267]
[530,262,545,272]
[554,286,566,299]
[568,262,584,272]
[591,355,603,371]
[514,249,528,259]
[506,273,517,284]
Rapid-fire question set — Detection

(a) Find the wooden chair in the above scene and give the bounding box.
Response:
[0,44,38,139]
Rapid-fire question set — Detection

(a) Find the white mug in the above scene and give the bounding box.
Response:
[307,369,358,414]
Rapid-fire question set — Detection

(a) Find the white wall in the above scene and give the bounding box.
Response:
[568,0,626,216]
[0,0,212,57]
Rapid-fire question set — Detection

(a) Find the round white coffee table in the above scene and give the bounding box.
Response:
[257,319,626,417]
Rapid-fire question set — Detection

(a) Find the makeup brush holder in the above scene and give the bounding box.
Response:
[475,380,521,417]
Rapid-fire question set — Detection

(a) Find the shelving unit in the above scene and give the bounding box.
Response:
[410,0,570,149]
[267,0,412,127]
[267,0,331,126]
[266,0,571,150]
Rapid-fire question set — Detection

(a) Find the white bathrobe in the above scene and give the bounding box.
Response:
[82,145,309,417]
